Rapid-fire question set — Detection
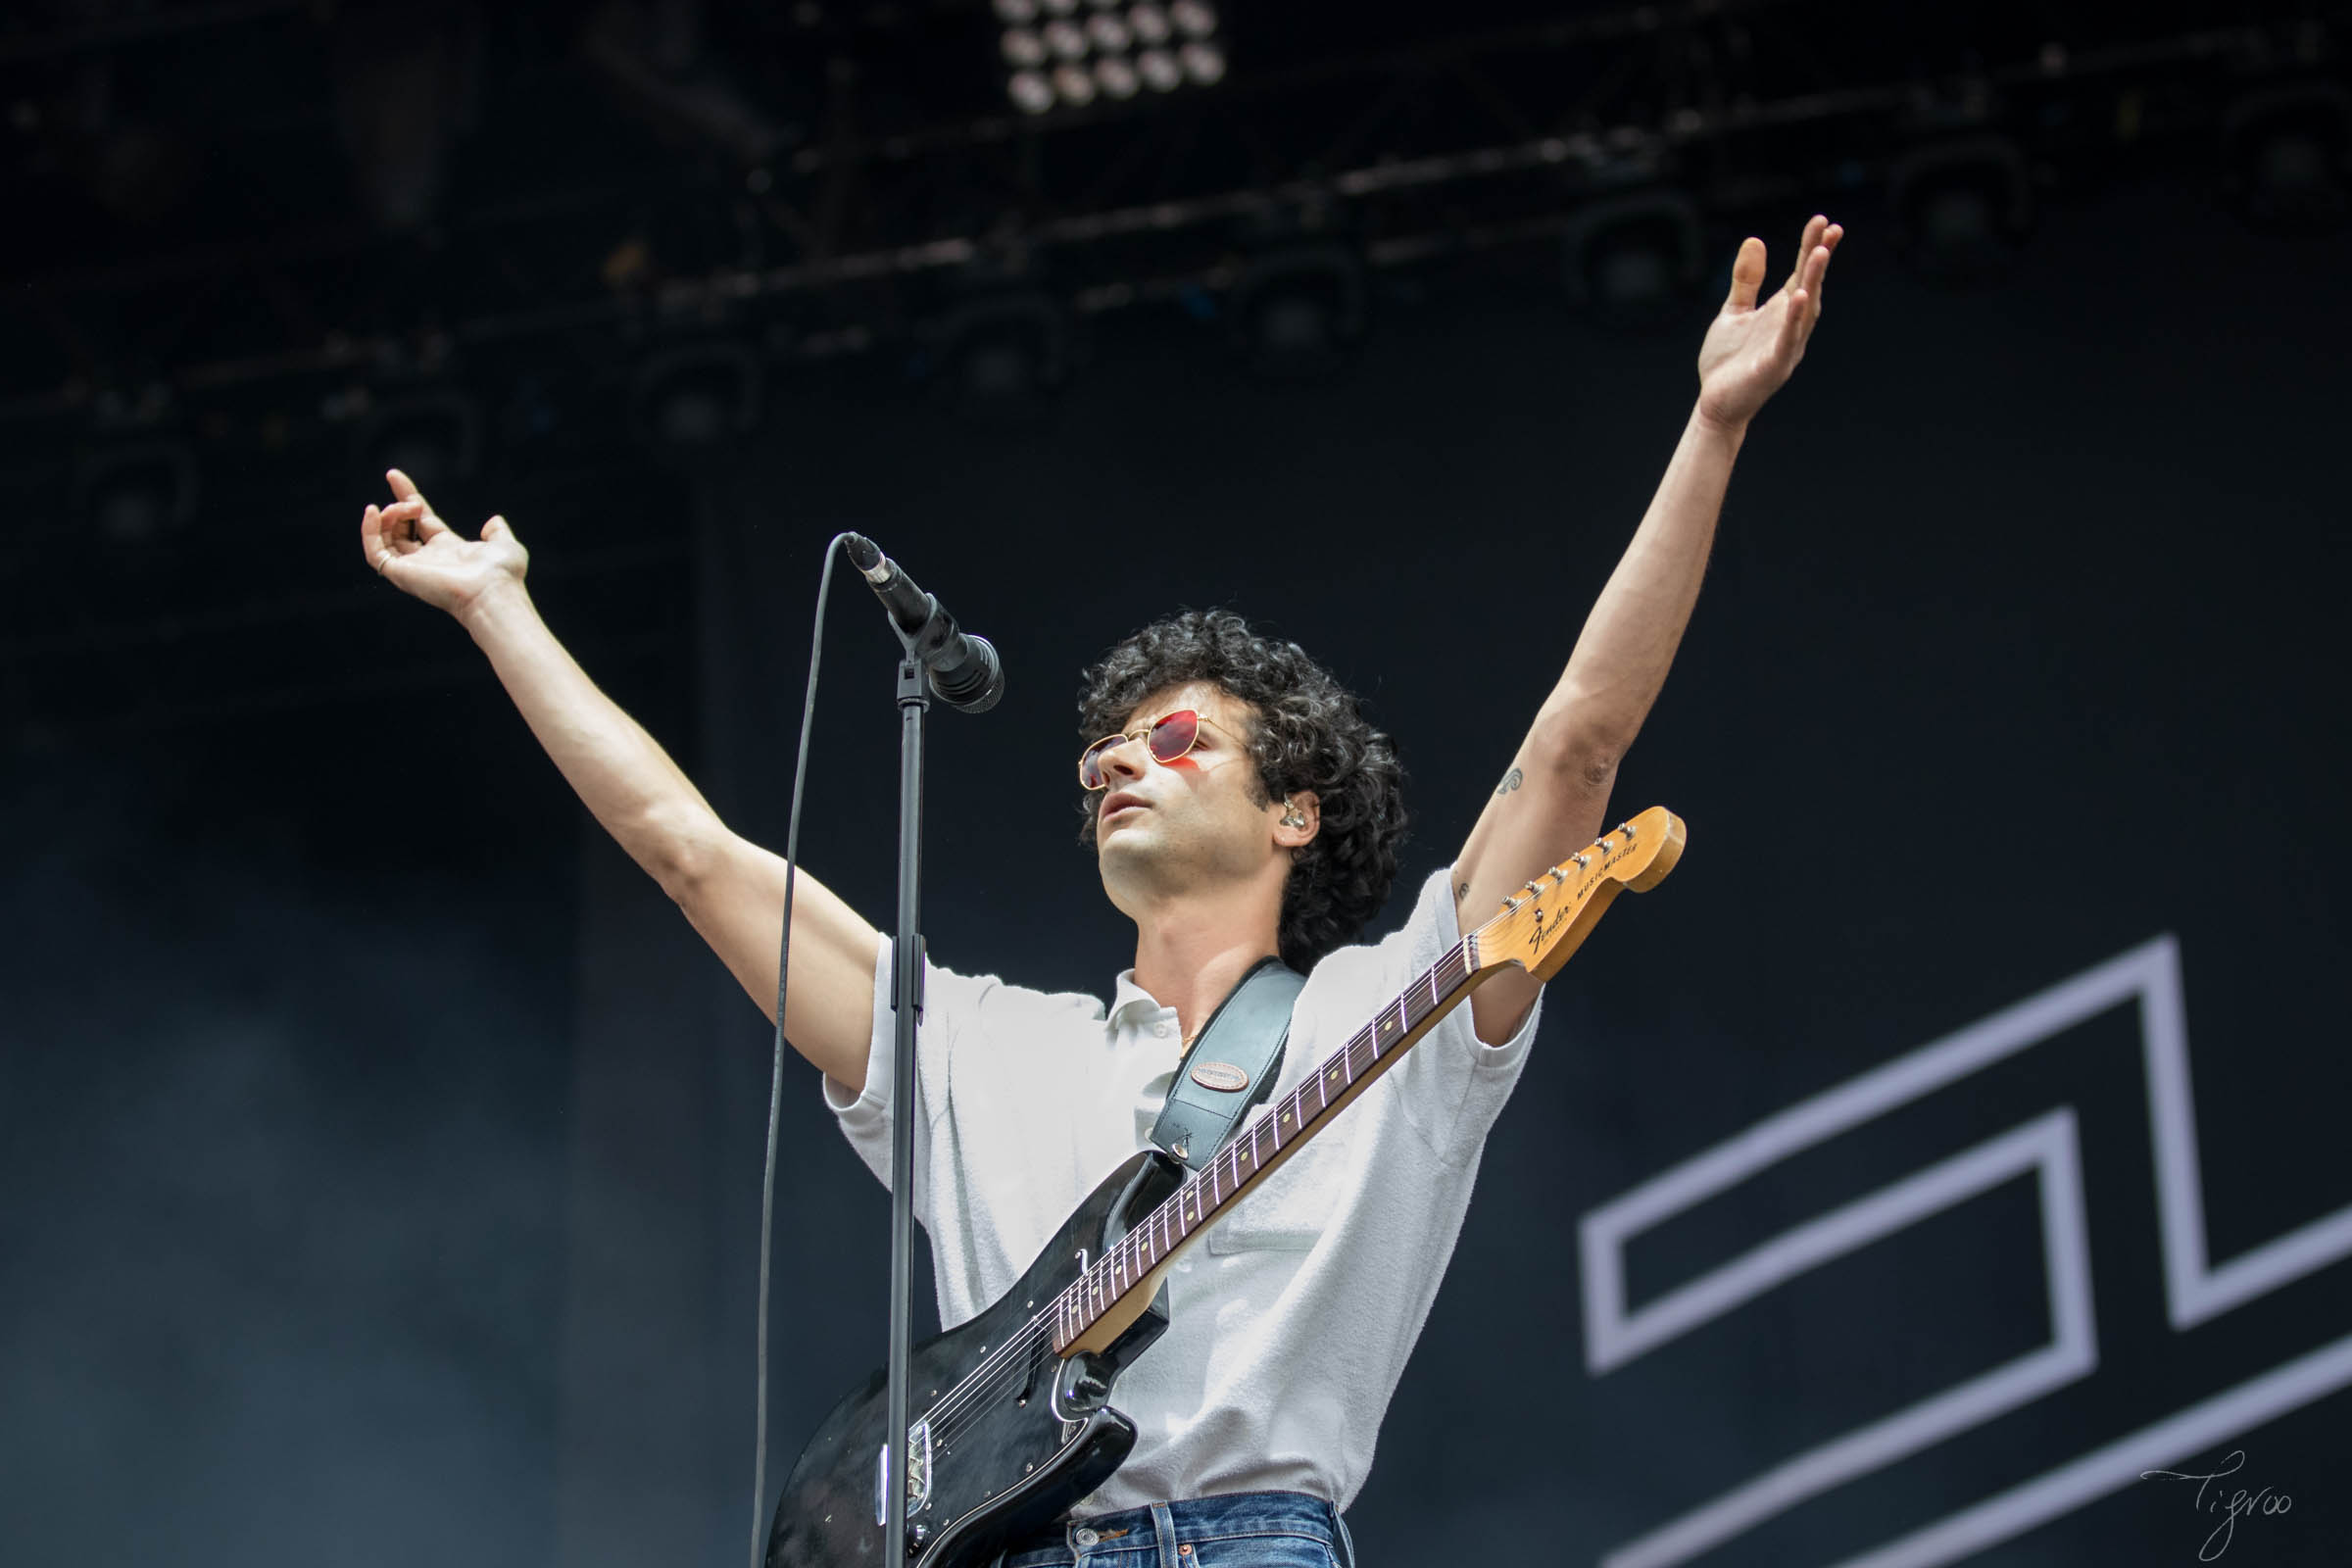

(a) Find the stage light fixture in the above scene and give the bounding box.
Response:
[1169,0,1215,37]
[995,0,1222,114]
[1888,135,2032,284]
[2222,83,2350,235]
[1095,58,1140,99]
[1231,243,1366,380]
[1562,189,1705,324]
[74,439,200,546]
[628,342,762,448]
[1009,72,1054,114]
[925,291,1073,416]
[359,390,482,490]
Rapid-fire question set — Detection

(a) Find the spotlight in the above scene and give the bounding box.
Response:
[926,291,1072,415]
[1230,244,1366,380]
[74,439,199,546]
[2222,83,2350,235]
[1009,72,1054,115]
[995,0,1221,114]
[359,391,481,490]
[1095,57,1140,99]
[629,342,761,448]
[1561,189,1705,326]
[1888,135,2032,285]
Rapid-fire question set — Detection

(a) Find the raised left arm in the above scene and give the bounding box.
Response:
[1455,215,1843,1044]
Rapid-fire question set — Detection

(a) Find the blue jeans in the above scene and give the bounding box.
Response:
[993,1490,1356,1568]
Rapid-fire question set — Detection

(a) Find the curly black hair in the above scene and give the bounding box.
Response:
[1076,609,1407,970]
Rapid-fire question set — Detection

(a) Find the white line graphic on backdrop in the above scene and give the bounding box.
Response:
[1591,1110,2096,1568]
[1583,934,2352,1568]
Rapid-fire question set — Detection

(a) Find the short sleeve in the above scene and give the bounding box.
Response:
[818,932,977,1224]
[1307,866,1543,1165]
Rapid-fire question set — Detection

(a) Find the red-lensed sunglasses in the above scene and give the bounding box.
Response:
[1078,709,1241,791]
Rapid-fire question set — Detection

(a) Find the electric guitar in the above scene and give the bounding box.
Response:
[764,807,1688,1568]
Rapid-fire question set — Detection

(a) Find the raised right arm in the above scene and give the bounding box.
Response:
[363,469,880,1094]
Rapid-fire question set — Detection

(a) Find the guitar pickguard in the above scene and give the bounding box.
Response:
[763,1149,1184,1568]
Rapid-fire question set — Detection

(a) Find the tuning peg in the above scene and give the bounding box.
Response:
[1572,854,1590,869]
[1523,879,1545,895]
[1548,867,1567,883]
[1619,820,1638,839]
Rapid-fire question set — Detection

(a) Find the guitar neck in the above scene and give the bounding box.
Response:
[1052,935,1486,1353]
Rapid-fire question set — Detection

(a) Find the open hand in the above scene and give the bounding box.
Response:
[1694,215,1842,433]
[361,468,527,619]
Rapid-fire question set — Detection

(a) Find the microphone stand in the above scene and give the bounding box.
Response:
[883,638,934,1564]
[836,530,999,1567]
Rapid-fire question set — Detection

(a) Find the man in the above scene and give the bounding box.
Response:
[361,217,1841,1566]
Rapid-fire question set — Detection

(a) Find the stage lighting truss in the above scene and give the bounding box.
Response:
[995,0,1223,116]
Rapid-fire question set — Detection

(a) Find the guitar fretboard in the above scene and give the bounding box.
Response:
[1052,934,1481,1351]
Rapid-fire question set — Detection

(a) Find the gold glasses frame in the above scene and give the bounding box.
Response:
[1076,709,1245,791]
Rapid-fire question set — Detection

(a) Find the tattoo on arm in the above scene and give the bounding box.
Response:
[1494,766,1523,798]
[1456,881,1470,903]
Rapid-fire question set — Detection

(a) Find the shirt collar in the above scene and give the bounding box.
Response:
[1106,969,1173,1034]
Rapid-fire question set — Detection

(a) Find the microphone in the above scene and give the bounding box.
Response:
[842,533,1004,713]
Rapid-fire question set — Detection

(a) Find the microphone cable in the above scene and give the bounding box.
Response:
[749,531,854,1568]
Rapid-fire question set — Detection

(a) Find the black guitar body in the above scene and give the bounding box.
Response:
[765,1148,1186,1568]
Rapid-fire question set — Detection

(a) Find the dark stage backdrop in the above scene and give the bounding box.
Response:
[4,172,2346,1567]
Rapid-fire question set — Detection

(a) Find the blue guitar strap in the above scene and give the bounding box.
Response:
[1149,956,1306,1172]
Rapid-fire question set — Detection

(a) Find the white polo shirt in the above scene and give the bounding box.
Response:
[819,865,1542,1516]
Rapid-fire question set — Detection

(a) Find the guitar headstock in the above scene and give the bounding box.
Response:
[1470,806,1686,983]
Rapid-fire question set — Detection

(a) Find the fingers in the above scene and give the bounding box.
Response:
[371,497,430,549]
[1724,235,1766,311]
[384,469,459,544]
[361,502,406,577]
[1780,285,1809,354]
[1780,216,1842,341]
[1784,216,1825,295]
[362,495,432,571]
[1803,218,1841,311]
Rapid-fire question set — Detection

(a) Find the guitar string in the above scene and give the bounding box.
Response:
[915,941,1480,1451]
[908,858,1618,1453]
[915,1065,1332,1449]
[914,945,1467,1447]
[915,1016,1394,1452]
[915,937,1480,1449]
